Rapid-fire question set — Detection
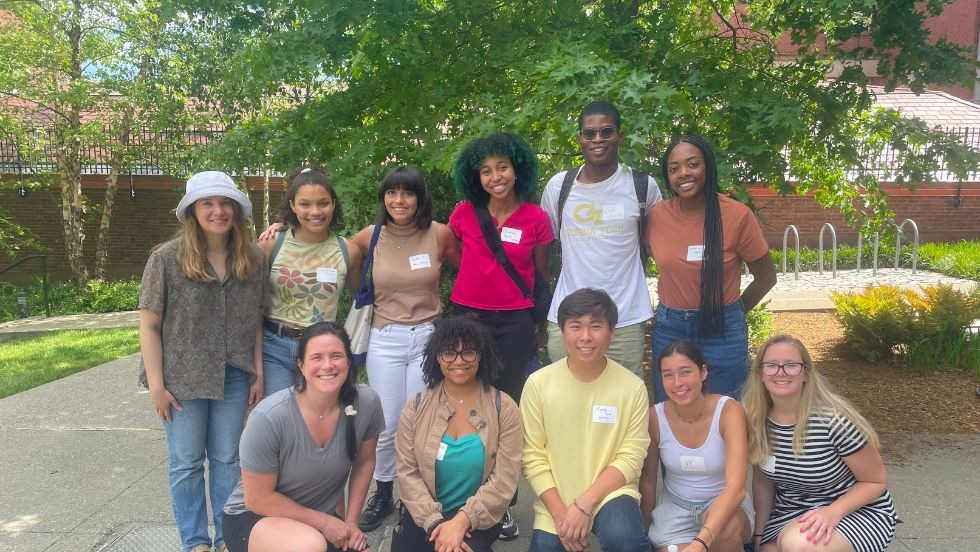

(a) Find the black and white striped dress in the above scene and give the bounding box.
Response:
[759,412,897,552]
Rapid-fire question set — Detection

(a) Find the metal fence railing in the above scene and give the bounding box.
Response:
[1,125,978,180]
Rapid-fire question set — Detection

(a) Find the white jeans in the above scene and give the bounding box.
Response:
[366,321,434,481]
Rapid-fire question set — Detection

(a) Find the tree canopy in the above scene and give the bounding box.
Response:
[161,0,979,232]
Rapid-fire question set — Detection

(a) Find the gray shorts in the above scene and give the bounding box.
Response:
[647,486,754,548]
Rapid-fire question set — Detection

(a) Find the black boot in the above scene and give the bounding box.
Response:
[358,480,394,531]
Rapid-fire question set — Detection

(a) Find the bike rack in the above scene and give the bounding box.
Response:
[818,223,838,278]
[782,225,800,281]
[0,254,50,317]
[856,229,880,277]
[895,219,920,273]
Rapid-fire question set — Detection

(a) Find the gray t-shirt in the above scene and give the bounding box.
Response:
[224,385,384,516]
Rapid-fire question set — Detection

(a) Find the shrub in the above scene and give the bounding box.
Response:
[832,285,912,362]
[833,283,980,375]
[0,278,141,323]
[747,301,774,350]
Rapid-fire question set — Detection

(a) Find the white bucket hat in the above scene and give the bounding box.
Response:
[176,171,253,222]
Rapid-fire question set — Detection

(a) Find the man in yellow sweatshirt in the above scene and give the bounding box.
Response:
[521,288,651,551]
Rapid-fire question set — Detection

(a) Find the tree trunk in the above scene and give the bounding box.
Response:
[59,2,89,289]
[263,164,270,227]
[57,125,88,289]
[95,116,131,281]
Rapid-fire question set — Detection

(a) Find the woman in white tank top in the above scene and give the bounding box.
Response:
[639,340,753,552]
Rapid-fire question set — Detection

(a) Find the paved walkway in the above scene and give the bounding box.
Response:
[1,269,978,551]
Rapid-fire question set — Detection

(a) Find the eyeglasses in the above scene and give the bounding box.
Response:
[760,361,805,376]
[439,349,478,363]
[579,126,617,140]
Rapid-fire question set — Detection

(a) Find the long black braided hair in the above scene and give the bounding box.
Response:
[661,135,725,337]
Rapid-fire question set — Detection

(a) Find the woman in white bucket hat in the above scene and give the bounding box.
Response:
[139,170,268,552]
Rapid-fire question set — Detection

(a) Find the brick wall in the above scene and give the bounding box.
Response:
[3,177,980,283]
[0,175,283,283]
[751,184,980,248]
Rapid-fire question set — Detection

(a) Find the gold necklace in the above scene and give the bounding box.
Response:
[443,387,475,405]
[674,399,708,423]
[299,392,334,421]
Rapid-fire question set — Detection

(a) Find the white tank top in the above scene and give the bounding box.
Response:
[657,395,730,501]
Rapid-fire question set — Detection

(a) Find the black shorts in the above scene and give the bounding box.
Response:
[222,510,344,552]
[222,510,264,552]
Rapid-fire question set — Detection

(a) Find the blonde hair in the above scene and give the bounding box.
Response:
[743,334,880,464]
[175,201,258,282]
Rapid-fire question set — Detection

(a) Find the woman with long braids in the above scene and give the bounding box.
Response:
[648,135,776,402]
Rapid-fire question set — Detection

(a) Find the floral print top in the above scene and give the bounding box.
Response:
[266,231,348,327]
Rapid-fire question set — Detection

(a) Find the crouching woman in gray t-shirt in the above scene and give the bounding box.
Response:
[223,322,385,552]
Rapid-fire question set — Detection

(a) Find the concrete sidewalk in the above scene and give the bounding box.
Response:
[1,355,978,551]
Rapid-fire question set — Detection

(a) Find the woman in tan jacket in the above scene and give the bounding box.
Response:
[393,316,523,552]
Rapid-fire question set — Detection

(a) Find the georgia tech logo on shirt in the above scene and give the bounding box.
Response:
[573,203,604,224]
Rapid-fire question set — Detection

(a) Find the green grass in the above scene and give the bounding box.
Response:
[0,328,140,399]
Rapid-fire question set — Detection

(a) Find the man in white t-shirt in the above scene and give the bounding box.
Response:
[541,100,662,379]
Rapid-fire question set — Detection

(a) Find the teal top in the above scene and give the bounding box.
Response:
[435,433,485,511]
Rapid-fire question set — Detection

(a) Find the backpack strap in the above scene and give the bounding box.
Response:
[632,168,650,260]
[474,205,533,299]
[556,166,580,232]
[335,234,350,270]
[268,228,288,266]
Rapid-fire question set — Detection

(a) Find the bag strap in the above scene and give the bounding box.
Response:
[336,234,350,270]
[473,205,532,299]
[556,167,579,232]
[353,224,384,309]
[268,229,288,266]
[632,168,651,260]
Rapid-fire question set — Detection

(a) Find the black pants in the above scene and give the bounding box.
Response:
[454,305,535,404]
[390,508,501,552]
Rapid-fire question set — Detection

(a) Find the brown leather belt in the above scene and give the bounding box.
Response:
[263,318,304,339]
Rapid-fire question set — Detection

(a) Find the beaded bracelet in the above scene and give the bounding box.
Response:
[571,499,593,520]
[692,536,709,550]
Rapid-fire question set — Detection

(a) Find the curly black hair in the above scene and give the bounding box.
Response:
[278,165,344,230]
[452,132,539,206]
[420,316,503,388]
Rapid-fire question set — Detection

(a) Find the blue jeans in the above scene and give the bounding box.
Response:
[651,300,749,403]
[262,328,301,397]
[530,495,649,552]
[164,365,249,551]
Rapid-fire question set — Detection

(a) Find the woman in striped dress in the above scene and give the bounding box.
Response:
[743,335,897,552]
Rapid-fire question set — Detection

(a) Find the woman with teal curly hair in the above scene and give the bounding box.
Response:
[448,131,553,539]
[453,132,541,205]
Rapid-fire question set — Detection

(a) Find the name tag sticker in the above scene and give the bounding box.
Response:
[602,204,625,221]
[409,254,432,270]
[436,442,448,461]
[686,245,705,262]
[592,405,618,424]
[316,267,338,283]
[500,227,523,244]
[760,454,776,473]
[680,455,707,473]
